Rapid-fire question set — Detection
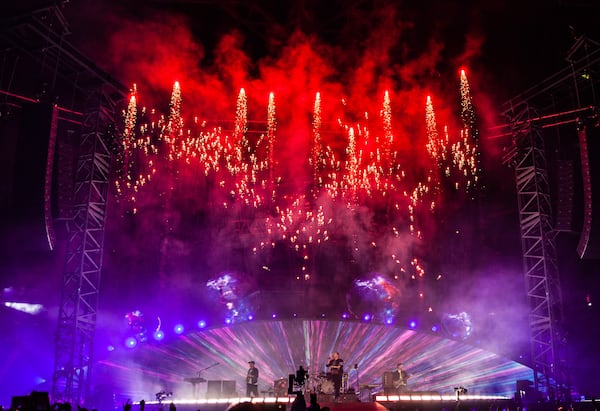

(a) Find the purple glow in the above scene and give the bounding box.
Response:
[153,330,165,341]
[347,274,401,322]
[197,320,207,328]
[99,320,533,399]
[174,324,185,334]
[409,320,417,328]
[363,314,372,321]
[125,337,137,348]
[442,311,473,340]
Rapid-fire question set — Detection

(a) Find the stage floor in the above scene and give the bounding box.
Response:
[135,394,516,411]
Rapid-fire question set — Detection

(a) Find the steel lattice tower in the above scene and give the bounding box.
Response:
[51,88,118,405]
[498,32,600,401]
[0,2,127,405]
[505,105,569,401]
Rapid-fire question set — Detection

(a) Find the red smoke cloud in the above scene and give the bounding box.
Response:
[76,2,501,326]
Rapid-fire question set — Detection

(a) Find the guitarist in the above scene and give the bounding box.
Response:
[326,351,344,399]
[392,362,409,393]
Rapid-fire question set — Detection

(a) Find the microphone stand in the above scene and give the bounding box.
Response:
[192,362,219,399]
[354,363,359,400]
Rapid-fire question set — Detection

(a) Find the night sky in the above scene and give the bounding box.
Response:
[1,0,600,405]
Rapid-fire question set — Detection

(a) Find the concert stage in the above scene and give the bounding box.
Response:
[137,394,515,411]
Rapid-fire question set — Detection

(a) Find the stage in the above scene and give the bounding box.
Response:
[135,393,516,411]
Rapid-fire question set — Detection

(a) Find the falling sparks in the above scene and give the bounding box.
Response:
[425,95,441,162]
[459,69,481,190]
[311,92,323,193]
[267,92,277,196]
[382,90,393,162]
[115,71,480,316]
[460,69,475,134]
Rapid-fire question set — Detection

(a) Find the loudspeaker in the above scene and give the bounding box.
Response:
[382,371,394,387]
[0,102,57,251]
[207,380,222,398]
[207,380,236,397]
[222,380,236,396]
[11,391,50,411]
[11,395,32,410]
[274,378,287,396]
[382,371,396,394]
[578,124,600,259]
[556,159,574,231]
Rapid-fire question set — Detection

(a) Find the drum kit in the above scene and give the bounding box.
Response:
[306,372,349,394]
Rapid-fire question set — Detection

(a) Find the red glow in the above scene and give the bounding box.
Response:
[98,12,487,312]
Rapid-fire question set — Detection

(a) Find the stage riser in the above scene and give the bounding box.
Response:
[384,399,517,411]
[316,393,358,403]
[134,399,594,411]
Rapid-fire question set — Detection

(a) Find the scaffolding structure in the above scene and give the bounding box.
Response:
[0,3,127,405]
[504,106,569,400]
[499,34,600,401]
[51,88,119,404]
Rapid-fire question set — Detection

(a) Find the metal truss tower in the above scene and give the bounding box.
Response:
[505,105,569,401]
[499,32,600,401]
[51,88,118,405]
[0,3,127,403]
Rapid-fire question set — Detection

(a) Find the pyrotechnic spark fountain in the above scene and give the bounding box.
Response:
[311,92,323,194]
[425,95,442,163]
[382,90,393,165]
[267,92,277,199]
[114,71,480,322]
[460,69,476,135]
[459,69,481,190]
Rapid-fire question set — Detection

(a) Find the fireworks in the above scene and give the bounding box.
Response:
[311,92,323,193]
[459,69,481,190]
[114,71,481,316]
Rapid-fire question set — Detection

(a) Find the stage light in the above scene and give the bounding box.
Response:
[272,313,277,319]
[225,318,232,325]
[174,324,185,334]
[431,325,439,332]
[198,320,207,328]
[409,320,417,329]
[385,318,393,325]
[153,330,165,341]
[363,314,372,321]
[107,345,115,352]
[342,312,349,319]
[125,337,137,348]
[320,313,326,318]
[248,314,254,321]
[4,301,44,315]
